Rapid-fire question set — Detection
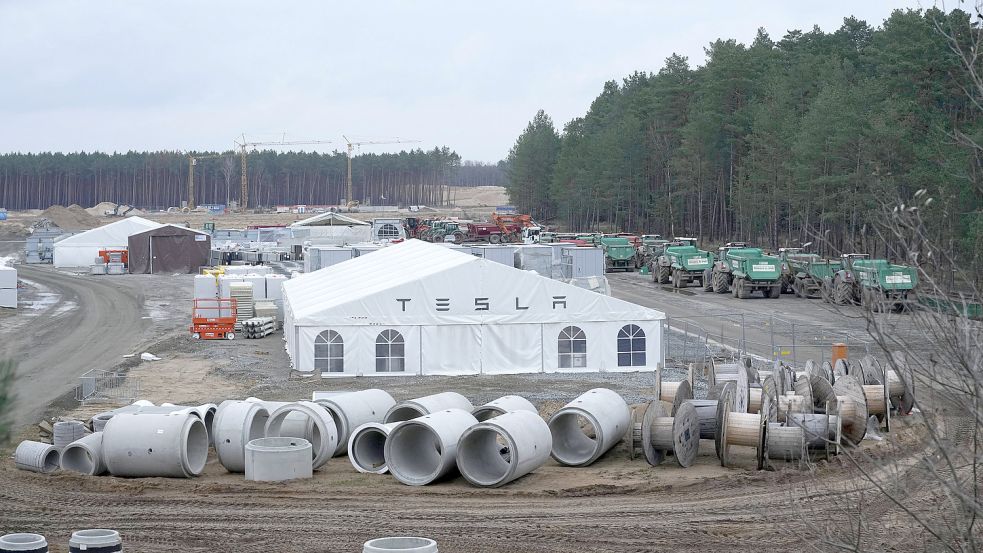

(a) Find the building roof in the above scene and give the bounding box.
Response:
[53,216,162,248]
[283,239,664,326]
[129,223,210,237]
[290,212,370,227]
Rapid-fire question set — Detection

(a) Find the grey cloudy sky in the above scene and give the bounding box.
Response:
[0,1,930,162]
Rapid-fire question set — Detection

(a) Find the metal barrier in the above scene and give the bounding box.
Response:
[75,369,141,405]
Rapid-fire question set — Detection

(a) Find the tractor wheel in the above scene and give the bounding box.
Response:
[833,280,853,305]
[732,279,739,298]
[433,234,445,243]
[658,266,671,284]
[736,280,751,299]
[702,269,713,292]
[861,288,882,313]
[768,284,781,299]
[713,271,730,294]
[489,234,501,244]
[453,232,466,243]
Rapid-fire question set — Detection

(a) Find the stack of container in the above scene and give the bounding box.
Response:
[0,265,16,308]
[229,282,254,327]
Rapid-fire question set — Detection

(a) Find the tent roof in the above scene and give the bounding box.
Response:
[129,223,210,237]
[54,216,162,247]
[290,212,369,227]
[283,239,664,325]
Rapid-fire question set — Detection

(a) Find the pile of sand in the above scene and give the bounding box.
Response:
[451,186,510,208]
[37,204,101,230]
[86,202,147,217]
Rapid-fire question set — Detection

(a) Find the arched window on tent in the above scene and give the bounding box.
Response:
[617,324,646,367]
[377,223,401,240]
[376,329,405,373]
[558,326,587,369]
[314,330,344,374]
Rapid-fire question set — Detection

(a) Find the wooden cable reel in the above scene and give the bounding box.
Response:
[764,422,805,468]
[639,401,700,467]
[809,374,836,412]
[707,381,736,457]
[787,401,841,460]
[655,364,695,416]
[862,381,891,432]
[759,376,779,423]
[832,375,868,446]
[718,391,767,469]
[888,351,915,415]
[792,375,814,411]
[777,392,811,421]
[820,360,835,383]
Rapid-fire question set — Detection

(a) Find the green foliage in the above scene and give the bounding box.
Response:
[504,110,561,220]
[506,8,983,273]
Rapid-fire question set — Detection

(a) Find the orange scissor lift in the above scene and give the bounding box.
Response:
[190,298,238,340]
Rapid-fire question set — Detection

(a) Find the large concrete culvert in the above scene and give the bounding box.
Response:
[385,409,477,486]
[456,410,551,487]
[548,388,629,467]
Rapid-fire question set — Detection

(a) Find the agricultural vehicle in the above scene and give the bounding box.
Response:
[708,246,782,298]
[650,238,712,287]
[539,232,558,243]
[639,234,670,266]
[599,236,637,272]
[828,254,918,311]
[778,248,841,299]
[575,233,601,246]
[421,221,468,243]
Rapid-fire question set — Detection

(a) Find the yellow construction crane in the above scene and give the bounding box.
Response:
[234,135,332,211]
[186,152,228,210]
[342,136,420,211]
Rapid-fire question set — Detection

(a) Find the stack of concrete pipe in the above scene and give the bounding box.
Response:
[0,530,122,553]
[52,421,88,450]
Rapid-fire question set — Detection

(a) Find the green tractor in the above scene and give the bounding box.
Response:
[649,238,713,287]
[709,245,782,298]
[778,248,842,299]
[828,254,918,311]
[639,234,669,267]
[599,236,637,272]
[422,221,466,243]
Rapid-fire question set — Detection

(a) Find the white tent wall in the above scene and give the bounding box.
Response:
[53,217,162,267]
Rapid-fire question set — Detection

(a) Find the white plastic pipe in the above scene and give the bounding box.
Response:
[213,401,270,473]
[363,537,438,553]
[60,432,107,476]
[384,392,474,423]
[471,395,537,421]
[68,530,121,552]
[385,409,478,486]
[265,401,338,470]
[548,388,630,467]
[13,440,60,474]
[0,533,48,552]
[313,389,396,456]
[102,412,209,478]
[245,437,313,482]
[456,410,551,487]
[348,422,398,474]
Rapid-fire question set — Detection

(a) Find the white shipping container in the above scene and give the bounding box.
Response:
[193,275,219,300]
[0,267,16,289]
[0,288,15,308]
[265,274,288,302]
[471,245,516,267]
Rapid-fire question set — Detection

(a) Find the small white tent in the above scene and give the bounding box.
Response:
[282,239,665,376]
[53,216,162,267]
[288,212,372,244]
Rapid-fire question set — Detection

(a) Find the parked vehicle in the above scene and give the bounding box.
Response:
[649,238,712,287]
[600,237,637,272]
[828,254,918,311]
[778,248,841,299]
[709,246,782,298]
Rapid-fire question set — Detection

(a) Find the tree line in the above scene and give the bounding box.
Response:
[505,8,983,270]
[0,147,496,210]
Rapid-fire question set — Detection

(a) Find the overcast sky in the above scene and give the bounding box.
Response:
[0,1,934,162]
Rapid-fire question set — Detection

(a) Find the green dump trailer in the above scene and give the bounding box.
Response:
[779,248,842,299]
[600,236,637,272]
[709,246,782,298]
[829,254,918,311]
[649,239,713,287]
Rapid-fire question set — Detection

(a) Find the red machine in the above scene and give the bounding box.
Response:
[190,298,238,340]
[97,249,128,264]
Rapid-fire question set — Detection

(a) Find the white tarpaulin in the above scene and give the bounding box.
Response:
[53,216,161,267]
[283,239,665,376]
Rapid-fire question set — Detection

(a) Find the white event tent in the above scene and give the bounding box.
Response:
[53,216,162,267]
[282,239,666,376]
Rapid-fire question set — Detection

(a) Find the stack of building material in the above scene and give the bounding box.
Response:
[224,265,272,277]
[254,301,278,326]
[90,256,108,275]
[243,317,276,339]
[0,266,16,308]
[515,245,554,278]
[229,282,254,326]
[265,274,287,320]
[107,262,126,275]
[242,273,268,300]
[53,420,88,450]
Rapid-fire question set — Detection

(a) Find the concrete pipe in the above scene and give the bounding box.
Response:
[161,403,218,444]
[213,401,270,473]
[68,530,121,552]
[363,537,438,553]
[456,410,551,487]
[0,533,47,552]
[244,398,310,439]
[384,392,474,423]
[265,401,338,470]
[13,441,60,474]
[60,432,107,476]
[313,389,396,456]
[102,412,208,478]
[53,421,88,450]
[548,388,630,467]
[348,422,398,474]
[90,412,115,433]
[471,395,537,422]
[244,437,313,482]
[385,409,478,486]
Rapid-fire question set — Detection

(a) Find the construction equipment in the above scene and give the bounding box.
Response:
[97,249,128,265]
[575,233,601,246]
[342,136,420,211]
[639,234,668,266]
[599,236,637,272]
[828,254,918,311]
[779,248,841,299]
[649,238,712,287]
[235,136,333,212]
[422,221,468,243]
[187,153,228,211]
[190,298,237,340]
[709,245,783,298]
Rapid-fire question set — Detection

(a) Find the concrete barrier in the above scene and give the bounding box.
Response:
[348,422,398,474]
[384,392,473,423]
[13,441,59,474]
[363,537,438,553]
[457,410,551,487]
[265,401,338,470]
[313,389,396,456]
[102,412,208,478]
[0,533,48,552]
[68,529,121,552]
[471,395,537,421]
[385,409,477,486]
[245,437,313,482]
[60,432,107,476]
[214,401,270,473]
[548,388,630,467]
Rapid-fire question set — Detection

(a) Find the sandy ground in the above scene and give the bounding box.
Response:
[0,223,951,552]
